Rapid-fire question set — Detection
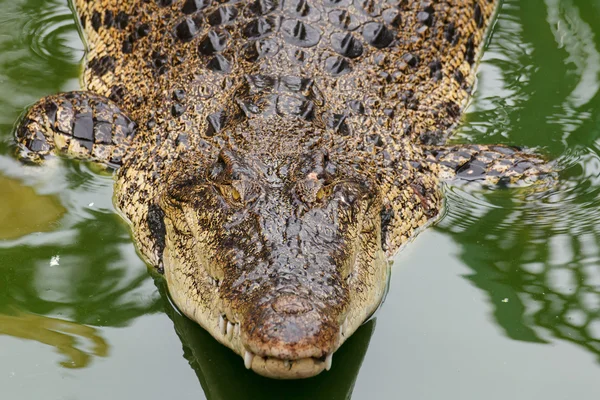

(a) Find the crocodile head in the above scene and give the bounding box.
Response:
[159,134,389,379]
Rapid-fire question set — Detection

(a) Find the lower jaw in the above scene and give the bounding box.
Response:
[244,353,328,379]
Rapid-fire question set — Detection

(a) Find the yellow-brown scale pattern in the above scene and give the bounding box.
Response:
[14,0,552,379]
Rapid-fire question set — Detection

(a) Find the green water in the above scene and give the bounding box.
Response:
[1,0,599,398]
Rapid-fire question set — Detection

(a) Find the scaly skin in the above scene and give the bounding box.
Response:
[15,0,551,378]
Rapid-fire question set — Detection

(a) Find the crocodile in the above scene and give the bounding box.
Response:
[14,0,551,379]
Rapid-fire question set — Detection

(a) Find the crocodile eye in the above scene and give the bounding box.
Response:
[315,186,327,200]
[219,185,241,203]
[230,186,241,201]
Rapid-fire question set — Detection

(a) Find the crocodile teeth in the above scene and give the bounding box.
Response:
[234,323,240,336]
[226,321,234,338]
[219,315,226,335]
[244,350,254,369]
[283,360,291,369]
[325,353,333,371]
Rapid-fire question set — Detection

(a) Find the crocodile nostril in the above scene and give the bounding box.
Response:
[271,294,313,315]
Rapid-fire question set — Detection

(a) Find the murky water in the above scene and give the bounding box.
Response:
[1,0,599,399]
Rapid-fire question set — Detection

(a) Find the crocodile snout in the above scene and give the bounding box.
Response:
[241,294,340,360]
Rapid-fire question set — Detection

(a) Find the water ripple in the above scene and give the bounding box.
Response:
[439,0,600,365]
[22,6,82,64]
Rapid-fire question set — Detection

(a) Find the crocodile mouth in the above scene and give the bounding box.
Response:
[162,258,369,379]
[208,307,348,379]
[165,278,351,379]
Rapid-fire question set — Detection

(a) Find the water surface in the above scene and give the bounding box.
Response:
[1,0,600,399]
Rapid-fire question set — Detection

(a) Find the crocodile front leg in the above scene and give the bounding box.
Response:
[16,91,136,166]
[425,144,554,185]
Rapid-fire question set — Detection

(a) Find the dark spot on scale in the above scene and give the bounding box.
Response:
[327,113,350,135]
[152,51,169,69]
[73,112,94,141]
[362,22,393,48]
[366,133,383,147]
[199,30,229,54]
[157,0,174,6]
[206,111,226,136]
[417,11,433,26]
[43,101,58,127]
[89,55,115,76]
[280,76,313,92]
[104,10,114,28]
[491,146,518,156]
[137,23,151,37]
[287,0,315,18]
[28,137,49,153]
[402,53,418,67]
[444,22,456,43]
[171,104,186,117]
[122,37,134,54]
[445,101,460,118]
[382,8,401,27]
[80,15,86,29]
[380,205,394,250]
[330,32,363,59]
[281,19,321,47]
[473,3,484,28]
[348,99,365,114]
[175,16,202,42]
[250,0,277,15]
[93,122,112,144]
[109,85,126,103]
[175,132,189,148]
[182,0,211,14]
[324,0,350,6]
[456,162,486,180]
[91,11,102,32]
[246,74,277,91]
[147,204,166,271]
[172,89,186,102]
[288,48,306,64]
[354,0,380,17]
[465,34,475,64]
[419,130,442,145]
[114,114,137,139]
[243,38,279,61]
[243,16,278,39]
[328,10,359,31]
[453,69,464,84]
[78,139,94,152]
[207,54,232,73]
[324,55,350,76]
[513,161,534,174]
[115,11,129,30]
[208,6,239,26]
[429,60,442,76]
[277,97,315,119]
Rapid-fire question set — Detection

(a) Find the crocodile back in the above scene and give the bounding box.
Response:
[76,0,496,147]
[73,0,497,262]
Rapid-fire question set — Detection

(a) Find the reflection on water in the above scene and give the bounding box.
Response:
[0,0,82,133]
[0,0,600,398]
[443,0,600,364]
[0,309,108,368]
[0,174,65,240]
[159,279,374,400]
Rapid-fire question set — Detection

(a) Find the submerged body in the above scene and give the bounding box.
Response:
[15,0,549,378]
